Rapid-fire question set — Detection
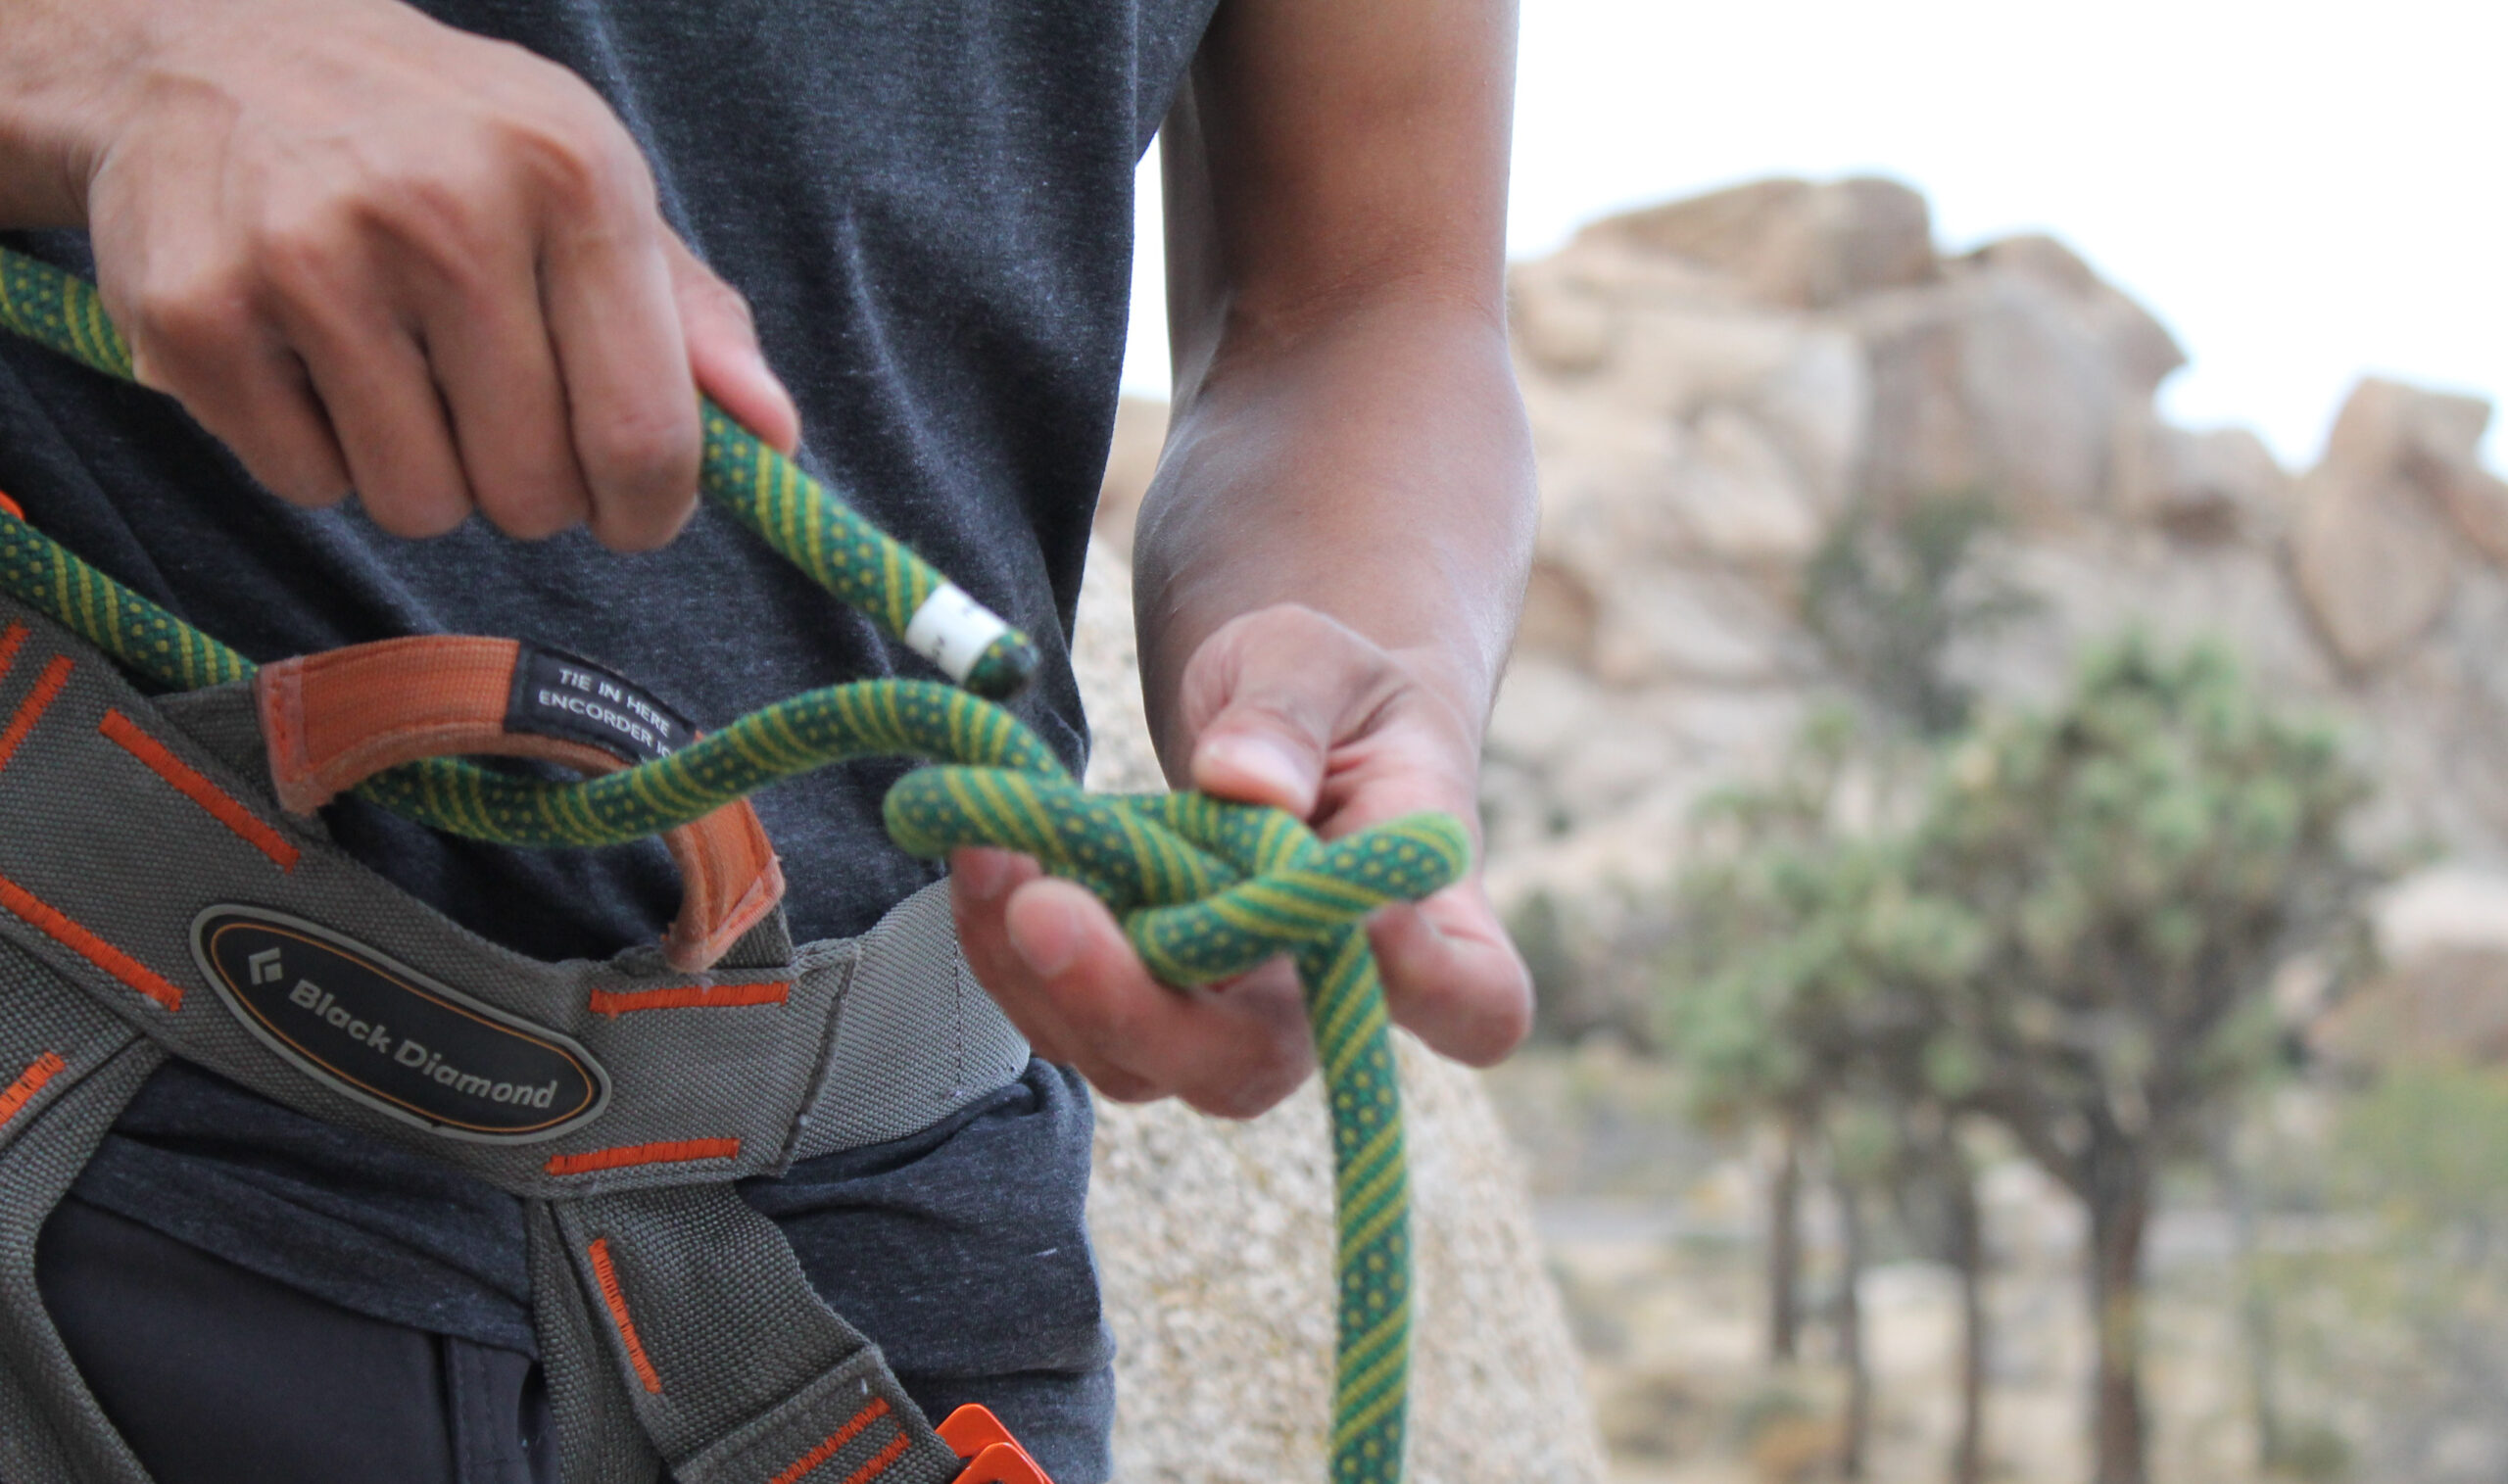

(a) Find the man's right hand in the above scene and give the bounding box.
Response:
[0,0,797,548]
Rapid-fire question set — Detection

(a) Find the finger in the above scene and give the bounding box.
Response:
[101,244,354,508]
[664,236,798,456]
[540,192,700,551]
[1311,738,1484,838]
[952,847,1089,1064]
[989,879,1165,1087]
[1368,883,1533,1067]
[418,253,593,540]
[1001,878,1314,1119]
[145,332,352,509]
[281,297,475,539]
[1186,608,1392,815]
[952,850,1170,1104]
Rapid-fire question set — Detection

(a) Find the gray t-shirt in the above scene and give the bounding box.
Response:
[0,1,1217,1475]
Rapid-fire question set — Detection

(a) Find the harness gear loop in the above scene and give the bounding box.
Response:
[0,242,1451,1484]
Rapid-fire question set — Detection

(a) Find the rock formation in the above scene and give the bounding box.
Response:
[1486,175,2508,950]
[2313,867,2508,1069]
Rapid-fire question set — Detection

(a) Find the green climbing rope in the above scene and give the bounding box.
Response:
[0,246,1039,699]
[0,242,1451,1482]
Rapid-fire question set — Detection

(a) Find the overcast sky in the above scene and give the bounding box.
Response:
[1121,0,2506,470]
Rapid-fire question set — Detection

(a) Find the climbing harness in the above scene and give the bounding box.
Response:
[0,245,1461,1484]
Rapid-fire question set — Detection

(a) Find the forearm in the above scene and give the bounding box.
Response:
[1133,297,1534,769]
[954,0,1534,1103]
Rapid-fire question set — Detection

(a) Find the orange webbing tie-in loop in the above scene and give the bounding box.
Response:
[257,636,784,972]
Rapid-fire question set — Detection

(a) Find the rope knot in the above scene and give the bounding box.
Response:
[882,763,1470,986]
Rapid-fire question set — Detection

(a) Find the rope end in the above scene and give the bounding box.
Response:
[903,581,1037,697]
[961,633,1039,698]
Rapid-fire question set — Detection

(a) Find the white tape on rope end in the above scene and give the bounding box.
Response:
[903,583,1011,684]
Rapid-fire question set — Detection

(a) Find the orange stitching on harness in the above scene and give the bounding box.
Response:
[0,622,27,681]
[586,1237,664,1394]
[0,870,182,1011]
[543,1137,742,1176]
[0,1050,67,1128]
[586,981,792,1016]
[769,1397,892,1484]
[840,1434,911,1484]
[0,654,72,773]
[99,708,303,872]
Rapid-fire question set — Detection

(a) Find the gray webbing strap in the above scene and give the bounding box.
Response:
[529,1201,669,1484]
[548,1186,961,1484]
[0,1022,163,1484]
[793,882,1024,1161]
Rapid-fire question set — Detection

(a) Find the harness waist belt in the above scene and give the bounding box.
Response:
[0,593,1026,1192]
[0,593,1020,1484]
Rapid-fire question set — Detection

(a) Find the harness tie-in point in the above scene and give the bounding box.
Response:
[0,243,1444,1484]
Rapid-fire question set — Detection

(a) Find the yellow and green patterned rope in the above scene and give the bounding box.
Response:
[0,245,1038,698]
[0,243,1451,1483]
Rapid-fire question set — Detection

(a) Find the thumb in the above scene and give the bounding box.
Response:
[664,236,801,455]
[1183,608,1390,818]
[1193,704,1327,817]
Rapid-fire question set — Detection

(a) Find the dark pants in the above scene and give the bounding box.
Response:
[27,1058,1113,1483]
[33,1198,555,1484]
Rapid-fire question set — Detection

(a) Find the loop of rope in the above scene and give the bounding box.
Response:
[0,242,1455,1482]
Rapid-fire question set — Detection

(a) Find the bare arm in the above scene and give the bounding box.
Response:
[953,0,1537,1115]
[1142,0,1530,731]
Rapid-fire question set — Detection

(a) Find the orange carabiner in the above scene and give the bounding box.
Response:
[940,1406,1055,1484]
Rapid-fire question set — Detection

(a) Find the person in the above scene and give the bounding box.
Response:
[0,0,1536,1478]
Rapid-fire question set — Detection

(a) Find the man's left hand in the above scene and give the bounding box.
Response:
[949,603,1530,1119]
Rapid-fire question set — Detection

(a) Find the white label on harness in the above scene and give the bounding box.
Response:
[903,583,1010,683]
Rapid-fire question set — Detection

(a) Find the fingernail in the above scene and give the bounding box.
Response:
[1205,735,1310,802]
[742,357,793,407]
[1009,896,1080,979]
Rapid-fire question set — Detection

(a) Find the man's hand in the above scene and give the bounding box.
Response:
[953,0,1534,1122]
[951,605,1530,1119]
[0,0,797,547]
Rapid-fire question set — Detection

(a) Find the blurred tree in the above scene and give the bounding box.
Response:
[1684,489,2030,1385]
[1664,709,1989,1474]
[1888,1107,1989,1484]
[1798,490,2028,1480]
[1667,636,2374,1484]
[1803,491,2037,741]
[1666,708,1865,1368]
[1825,1106,1900,1480]
[1906,637,2371,1484]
